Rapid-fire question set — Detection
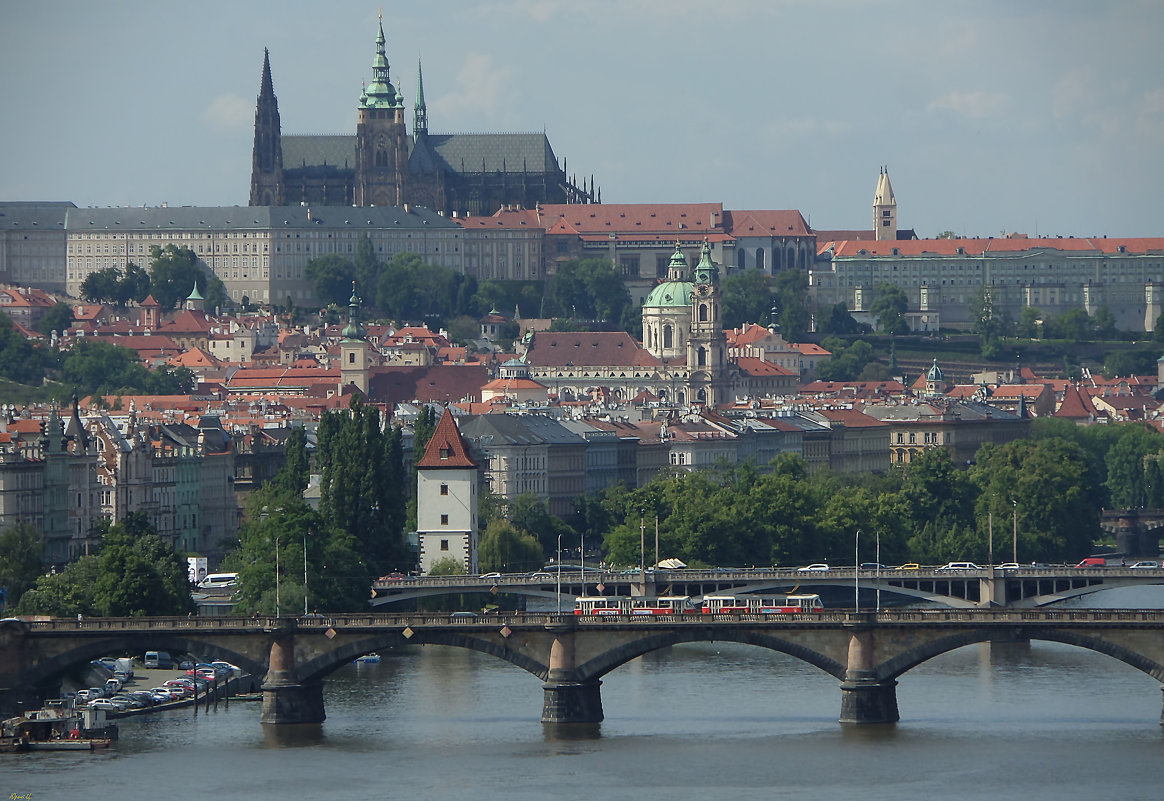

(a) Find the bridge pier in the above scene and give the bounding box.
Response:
[540,624,604,723]
[840,626,900,724]
[260,624,326,725]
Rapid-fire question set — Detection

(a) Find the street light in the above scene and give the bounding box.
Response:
[556,533,563,614]
[1012,499,1018,564]
[303,531,309,617]
[854,529,860,612]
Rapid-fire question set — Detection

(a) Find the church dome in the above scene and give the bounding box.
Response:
[644,280,693,309]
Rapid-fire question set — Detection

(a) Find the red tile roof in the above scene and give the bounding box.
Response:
[524,331,658,368]
[415,407,476,469]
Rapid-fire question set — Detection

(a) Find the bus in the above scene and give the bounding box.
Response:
[700,594,823,614]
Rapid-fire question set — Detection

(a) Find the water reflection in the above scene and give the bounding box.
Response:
[261,722,326,748]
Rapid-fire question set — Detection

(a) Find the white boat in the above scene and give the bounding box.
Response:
[354,653,381,664]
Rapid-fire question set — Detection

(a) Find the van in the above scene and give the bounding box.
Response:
[1075,557,1106,568]
[143,650,173,670]
[197,572,238,589]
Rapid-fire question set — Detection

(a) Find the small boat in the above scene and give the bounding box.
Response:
[26,737,112,751]
[354,653,381,664]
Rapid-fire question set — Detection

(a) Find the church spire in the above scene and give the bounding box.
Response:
[414,57,428,135]
[361,13,400,109]
[250,48,284,206]
[259,48,275,101]
[342,281,366,341]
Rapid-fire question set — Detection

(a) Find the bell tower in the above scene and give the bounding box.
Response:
[874,166,897,241]
[686,240,729,406]
[339,283,373,394]
[355,14,409,207]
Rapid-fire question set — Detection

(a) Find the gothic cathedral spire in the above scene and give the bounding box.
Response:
[249,48,284,206]
[355,15,408,207]
[414,58,428,136]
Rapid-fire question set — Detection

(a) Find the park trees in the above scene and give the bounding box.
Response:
[478,519,544,574]
[543,258,634,326]
[61,339,194,397]
[721,270,776,331]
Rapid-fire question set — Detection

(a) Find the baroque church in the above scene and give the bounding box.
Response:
[249,16,594,216]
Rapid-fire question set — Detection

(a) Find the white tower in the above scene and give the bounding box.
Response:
[415,407,479,575]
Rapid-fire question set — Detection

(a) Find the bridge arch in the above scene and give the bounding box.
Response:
[294,631,550,686]
[16,633,269,693]
[572,629,847,683]
[876,628,1164,684]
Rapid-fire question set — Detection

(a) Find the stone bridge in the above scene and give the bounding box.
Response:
[3,610,1164,727]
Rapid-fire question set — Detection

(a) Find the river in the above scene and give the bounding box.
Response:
[7,586,1164,800]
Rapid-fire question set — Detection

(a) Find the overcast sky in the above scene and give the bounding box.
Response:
[3,0,1161,238]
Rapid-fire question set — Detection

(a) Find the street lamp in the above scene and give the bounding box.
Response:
[303,531,309,617]
[556,533,563,614]
[854,529,860,612]
[1012,499,1018,564]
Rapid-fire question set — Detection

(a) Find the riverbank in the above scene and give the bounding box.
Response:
[103,666,260,719]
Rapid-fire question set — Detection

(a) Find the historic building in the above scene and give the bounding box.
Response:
[249,18,593,216]
[415,407,479,575]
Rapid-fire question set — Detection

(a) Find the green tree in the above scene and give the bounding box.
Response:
[0,522,44,610]
[80,267,125,305]
[61,339,194,397]
[1019,306,1043,338]
[869,283,909,334]
[1044,308,1091,343]
[1104,425,1164,508]
[15,556,102,616]
[543,258,633,324]
[37,302,75,337]
[92,512,193,616]
[305,255,358,308]
[0,312,53,385]
[478,519,543,573]
[817,302,864,335]
[721,270,776,330]
[317,397,409,576]
[148,244,228,310]
[427,556,468,576]
[815,338,875,381]
[772,268,810,341]
[1102,349,1158,379]
[273,426,310,497]
[969,285,1004,357]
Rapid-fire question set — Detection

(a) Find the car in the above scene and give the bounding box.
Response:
[1129,560,1160,569]
[897,563,921,570]
[480,572,502,579]
[448,611,478,621]
[859,563,887,570]
[88,699,121,711]
[936,562,982,571]
[527,572,553,580]
[378,572,406,581]
[995,563,1021,570]
[798,564,830,572]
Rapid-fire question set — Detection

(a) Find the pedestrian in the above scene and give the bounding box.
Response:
[76,612,83,627]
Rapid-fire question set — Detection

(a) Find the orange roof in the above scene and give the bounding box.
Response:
[540,203,725,234]
[735,357,796,377]
[415,407,476,469]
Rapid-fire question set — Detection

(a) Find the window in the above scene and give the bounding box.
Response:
[440,514,449,525]
[440,447,449,460]
[440,539,449,551]
[440,484,448,496]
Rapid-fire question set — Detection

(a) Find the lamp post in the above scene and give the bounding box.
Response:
[854,529,860,612]
[556,533,563,614]
[275,534,281,618]
[303,531,309,617]
[1012,499,1018,564]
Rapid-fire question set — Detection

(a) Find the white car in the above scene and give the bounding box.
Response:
[995,563,1021,570]
[937,562,982,571]
[798,564,830,572]
[1128,561,1160,569]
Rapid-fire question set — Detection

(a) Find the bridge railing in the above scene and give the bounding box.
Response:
[10,608,1164,631]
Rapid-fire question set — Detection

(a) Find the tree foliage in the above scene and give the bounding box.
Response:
[0,522,44,611]
[0,312,55,385]
[92,512,194,616]
[721,270,776,331]
[543,258,634,327]
[148,244,229,310]
[478,519,545,573]
[815,338,876,381]
[61,339,194,397]
[869,283,909,334]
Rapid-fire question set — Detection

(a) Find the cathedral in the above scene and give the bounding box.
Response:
[250,17,594,215]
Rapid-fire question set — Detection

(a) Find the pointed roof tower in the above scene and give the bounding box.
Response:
[414,58,428,135]
[693,238,719,285]
[416,407,477,469]
[874,165,898,241]
[360,14,401,110]
[342,282,365,341]
[260,47,276,102]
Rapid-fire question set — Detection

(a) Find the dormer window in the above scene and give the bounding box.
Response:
[440,447,449,460]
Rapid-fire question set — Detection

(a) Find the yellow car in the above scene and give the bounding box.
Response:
[897,563,920,570]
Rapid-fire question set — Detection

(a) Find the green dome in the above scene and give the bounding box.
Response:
[644,280,693,308]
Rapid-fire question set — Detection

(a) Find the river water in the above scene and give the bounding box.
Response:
[8,586,1164,800]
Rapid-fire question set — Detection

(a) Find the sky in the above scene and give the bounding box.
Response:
[2,0,1162,239]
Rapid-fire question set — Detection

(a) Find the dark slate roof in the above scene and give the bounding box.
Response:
[282,135,355,169]
[510,414,586,445]
[458,414,545,447]
[0,202,75,230]
[428,133,560,175]
[279,132,562,178]
[64,205,461,232]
